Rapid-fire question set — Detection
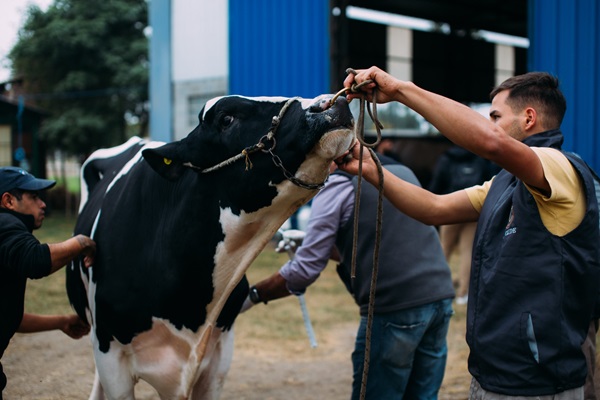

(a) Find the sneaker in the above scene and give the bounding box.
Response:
[455,295,468,305]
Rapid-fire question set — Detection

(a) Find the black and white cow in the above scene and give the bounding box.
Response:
[67,95,354,399]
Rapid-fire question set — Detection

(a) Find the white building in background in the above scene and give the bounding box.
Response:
[171,0,228,140]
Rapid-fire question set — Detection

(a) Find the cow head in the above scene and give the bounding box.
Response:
[142,95,354,200]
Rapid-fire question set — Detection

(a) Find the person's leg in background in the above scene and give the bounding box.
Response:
[455,222,477,304]
[404,298,454,399]
[439,224,461,299]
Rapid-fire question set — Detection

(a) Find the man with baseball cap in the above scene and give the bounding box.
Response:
[0,166,96,398]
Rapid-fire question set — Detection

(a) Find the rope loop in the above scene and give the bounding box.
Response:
[258,134,277,153]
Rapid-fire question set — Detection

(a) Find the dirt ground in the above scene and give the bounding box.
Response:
[3,314,472,399]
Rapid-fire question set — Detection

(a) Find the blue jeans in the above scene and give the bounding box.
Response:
[351,298,454,400]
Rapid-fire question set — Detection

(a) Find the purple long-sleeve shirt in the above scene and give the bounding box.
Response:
[279,173,354,294]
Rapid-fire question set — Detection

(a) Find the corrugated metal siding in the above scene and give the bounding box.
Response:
[529,0,600,171]
[229,0,330,98]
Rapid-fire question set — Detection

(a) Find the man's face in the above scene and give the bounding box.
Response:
[489,90,526,141]
[11,191,47,229]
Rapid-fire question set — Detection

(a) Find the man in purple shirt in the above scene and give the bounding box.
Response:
[243,157,455,399]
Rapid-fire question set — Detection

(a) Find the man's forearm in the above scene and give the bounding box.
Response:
[253,272,292,302]
[47,234,95,273]
[17,313,66,333]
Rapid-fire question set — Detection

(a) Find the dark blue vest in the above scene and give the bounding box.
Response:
[467,129,600,395]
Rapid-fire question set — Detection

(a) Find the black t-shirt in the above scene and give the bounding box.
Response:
[0,209,52,392]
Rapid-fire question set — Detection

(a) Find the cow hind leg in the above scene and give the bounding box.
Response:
[88,370,105,400]
[93,345,137,400]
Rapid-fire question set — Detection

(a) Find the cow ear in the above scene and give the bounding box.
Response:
[142,144,187,181]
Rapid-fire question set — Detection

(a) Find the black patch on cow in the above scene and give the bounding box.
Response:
[217,275,249,331]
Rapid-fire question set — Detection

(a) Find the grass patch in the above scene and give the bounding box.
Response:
[48,176,80,194]
[238,247,358,343]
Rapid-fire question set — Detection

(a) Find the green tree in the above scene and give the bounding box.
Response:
[8,0,149,157]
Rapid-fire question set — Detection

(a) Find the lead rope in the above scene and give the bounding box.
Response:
[333,68,385,400]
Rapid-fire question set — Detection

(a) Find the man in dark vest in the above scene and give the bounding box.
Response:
[242,158,455,399]
[339,67,599,399]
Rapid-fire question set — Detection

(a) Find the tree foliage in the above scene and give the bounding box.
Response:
[9,0,149,157]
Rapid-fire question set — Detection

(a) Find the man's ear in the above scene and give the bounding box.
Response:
[524,107,537,131]
[142,142,187,181]
[1,192,15,209]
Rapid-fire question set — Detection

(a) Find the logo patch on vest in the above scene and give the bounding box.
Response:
[504,206,517,237]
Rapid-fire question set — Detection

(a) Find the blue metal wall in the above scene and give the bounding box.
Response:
[149,0,172,142]
[529,0,600,171]
[229,0,330,97]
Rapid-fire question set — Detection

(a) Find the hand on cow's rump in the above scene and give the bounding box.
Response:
[61,314,90,339]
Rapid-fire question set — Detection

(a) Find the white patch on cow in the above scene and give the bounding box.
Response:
[79,137,166,214]
[90,209,101,239]
[316,127,355,160]
[85,209,101,322]
[86,268,97,327]
[292,127,355,189]
[79,136,146,212]
[104,141,165,195]
[73,210,101,328]
[91,315,233,399]
[208,181,313,324]
[202,96,224,117]
[91,330,137,399]
[202,96,318,120]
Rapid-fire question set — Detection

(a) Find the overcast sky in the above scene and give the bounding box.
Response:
[0,0,53,83]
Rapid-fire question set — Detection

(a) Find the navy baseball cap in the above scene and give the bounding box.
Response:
[0,166,56,195]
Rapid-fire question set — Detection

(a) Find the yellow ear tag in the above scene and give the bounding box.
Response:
[163,158,172,165]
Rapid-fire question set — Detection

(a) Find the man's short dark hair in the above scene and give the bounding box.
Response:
[490,72,567,129]
[7,189,24,201]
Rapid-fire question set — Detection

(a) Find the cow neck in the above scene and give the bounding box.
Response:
[182,97,325,191]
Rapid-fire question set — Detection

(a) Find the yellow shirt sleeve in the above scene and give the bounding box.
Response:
[464,148,585,237]
[525,147,585,236]
[465,179,493,213]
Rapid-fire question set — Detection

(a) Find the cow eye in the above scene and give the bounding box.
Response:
[220,115,234,129]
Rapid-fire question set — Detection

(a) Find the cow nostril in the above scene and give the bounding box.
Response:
[309,98,333,113]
